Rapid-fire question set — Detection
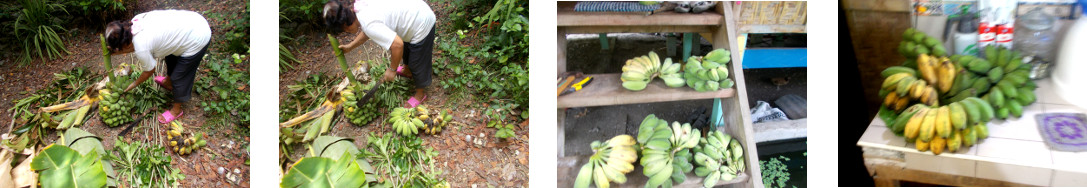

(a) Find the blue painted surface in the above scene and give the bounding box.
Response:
[742,48,807,69]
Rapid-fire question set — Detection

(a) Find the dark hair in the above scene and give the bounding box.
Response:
[105,21,133,52]
[323,0,356,34]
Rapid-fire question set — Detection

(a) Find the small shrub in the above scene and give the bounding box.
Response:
[13,0,70,66]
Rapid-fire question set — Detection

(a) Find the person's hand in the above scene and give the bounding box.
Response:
[338,44,353,53]
[123,82,135,94]
[382,68,396,82]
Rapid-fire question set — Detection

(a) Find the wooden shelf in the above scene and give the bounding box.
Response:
[557,155,750,187]
[557,7,724,34]
[738,24,806,33]
[557,73,736,108]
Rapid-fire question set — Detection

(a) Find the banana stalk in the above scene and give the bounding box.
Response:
[280,99,343,128]
[327,34,360,87]
[100,34,115,82]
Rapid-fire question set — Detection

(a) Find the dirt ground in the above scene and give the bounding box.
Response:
[278,1,528,187]
[0,0,250,187]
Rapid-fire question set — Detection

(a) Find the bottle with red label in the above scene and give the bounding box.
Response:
[995,11,1014,48]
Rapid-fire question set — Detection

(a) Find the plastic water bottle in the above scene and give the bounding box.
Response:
[1015,8,1056,61]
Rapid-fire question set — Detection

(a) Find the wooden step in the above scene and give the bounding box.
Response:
[557,73,736,108]
[557,155,750,187]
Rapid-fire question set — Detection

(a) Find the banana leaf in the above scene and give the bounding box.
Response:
[308,136,376,182]
[56,128,117,187]
[29,144,107,188]
[281,152,368,188]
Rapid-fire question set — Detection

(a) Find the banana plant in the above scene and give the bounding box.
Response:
[281,136,377,187]
[30,128,117,188]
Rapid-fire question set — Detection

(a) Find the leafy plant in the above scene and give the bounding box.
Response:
[31,128,118,187]
[7,67,99,152]
[361,133,447,187]
[30,144,108,188]
[279,72,336,122]
[488,120,516,139]
[13,0,70,66]
[205,5,250,54]
[195,53,251,126]
[760,155,796,188]
[281,136,376,187]
[109,137,184,188]
[279,42,299,73]
[432,0,529,116]
[63,0,128,22]
[278,0,323,24]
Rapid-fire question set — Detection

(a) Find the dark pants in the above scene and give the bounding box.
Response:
[164,40,210,103]
[403,25,436,88]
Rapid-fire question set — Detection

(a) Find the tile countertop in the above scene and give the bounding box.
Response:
[857,78,1087,186]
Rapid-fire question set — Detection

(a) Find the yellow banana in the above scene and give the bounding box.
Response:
[884,92,899,107]
[910,80,927,99]
[916,139,930,152]
[917,54,937,84]
[931,136,946,155]
[936,106,951,138]
[894,96,909,111]
[882,73,912,90]
[937,60,956,93]
[905,107,930,139]
[920,107,938,142]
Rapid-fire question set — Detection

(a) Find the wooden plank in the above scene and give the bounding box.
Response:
[557,11,723,27]
[556,73,736,108]
[718,3,763,188]
[738,24,806,33]
[561,25,717,35]
[558,28,567,74]
[557,155,750,187]
[867,163,1035,187]
[842,0,911,12]
[558,109,565,157]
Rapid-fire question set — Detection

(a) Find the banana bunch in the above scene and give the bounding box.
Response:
[897,28,948,61]
[897,98,992,154]
[658,58,686,88]
[167,121,207,155]
[388,105,426,136]
[573,135,639,188]
[636,114,701,187]
[98,87,133,127]
[421,109,453,135]
[341,83,380,126]
[880,54,957,110]
[973,45,1037,119]
[621,51,665,91]
[691,130,744,187]
[682,49,734,92]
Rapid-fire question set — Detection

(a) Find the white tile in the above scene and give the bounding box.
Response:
[976,161,1053,186]
[1043,103,1087,114]
[1036,78,1068,105]
[1052,170,1087,186]
[986,104,1045,142]
[975,138,1053,167]
[870,117,887,128]
[904,152,940,172]
[1050,150,1087,172]
[905,153,977,177]
[859,126,907,147]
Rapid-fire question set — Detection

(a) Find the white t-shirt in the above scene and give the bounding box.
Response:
[129,10,212,71]
[354,0,435,50]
